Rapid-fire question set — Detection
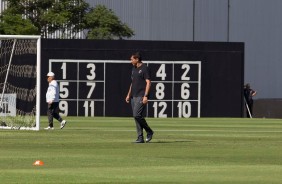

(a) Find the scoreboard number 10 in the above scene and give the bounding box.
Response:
[49,60,201,118]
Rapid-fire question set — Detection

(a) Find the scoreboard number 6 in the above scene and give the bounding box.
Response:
[181,83,190,99]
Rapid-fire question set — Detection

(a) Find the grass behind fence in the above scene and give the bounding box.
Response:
[0,117,282,184]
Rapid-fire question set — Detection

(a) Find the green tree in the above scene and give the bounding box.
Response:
[0,0,89,38]
[0,0,134,39]
[0,13,38,35]
[84,5,134,39]
[41,0,89,38]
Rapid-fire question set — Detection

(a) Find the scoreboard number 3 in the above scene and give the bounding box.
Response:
[87,63,96,80]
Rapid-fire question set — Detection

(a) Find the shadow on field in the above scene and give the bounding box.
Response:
[149,140,194,144]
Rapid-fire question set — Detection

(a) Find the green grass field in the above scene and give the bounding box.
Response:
[1,117,282,184]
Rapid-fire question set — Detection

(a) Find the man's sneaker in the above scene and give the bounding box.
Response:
[44,126,54,130]
[146,131,154,143]
[133,137,145,143]
[60,120,67,129]
[134,139,145,143]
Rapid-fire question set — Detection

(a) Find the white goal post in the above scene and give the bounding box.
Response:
[0,35,41,130]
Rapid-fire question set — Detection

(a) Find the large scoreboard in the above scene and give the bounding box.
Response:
[49,59,201,118]
[42,39,244,117]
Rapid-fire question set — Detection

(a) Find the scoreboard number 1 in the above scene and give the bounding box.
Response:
[61,62,67,79]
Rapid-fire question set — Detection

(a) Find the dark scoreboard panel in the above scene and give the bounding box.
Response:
[49,60,201,118]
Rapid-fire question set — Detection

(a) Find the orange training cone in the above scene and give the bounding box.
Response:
[33,160,44,166]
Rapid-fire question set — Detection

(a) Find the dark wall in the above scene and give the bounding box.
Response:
[41,39,244,117]
[252,99,282,118]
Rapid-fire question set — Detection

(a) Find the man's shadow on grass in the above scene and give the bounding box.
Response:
[148,140,194,144]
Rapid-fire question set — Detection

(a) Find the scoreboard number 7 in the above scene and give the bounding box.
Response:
[86,82,96,98]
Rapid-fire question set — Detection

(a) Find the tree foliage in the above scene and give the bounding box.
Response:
[84,5,134,39]
[0,0,134,39]
[0,13,38,35]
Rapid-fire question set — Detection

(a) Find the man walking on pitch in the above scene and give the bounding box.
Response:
[45,72,67,130]
[126,52,154,143]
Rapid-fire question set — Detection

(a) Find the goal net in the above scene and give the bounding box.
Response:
[0,35,41,130]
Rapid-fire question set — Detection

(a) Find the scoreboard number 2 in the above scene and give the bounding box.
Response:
[181,64,190,80]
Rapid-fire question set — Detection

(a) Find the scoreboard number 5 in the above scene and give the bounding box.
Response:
[60,82,69,98]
